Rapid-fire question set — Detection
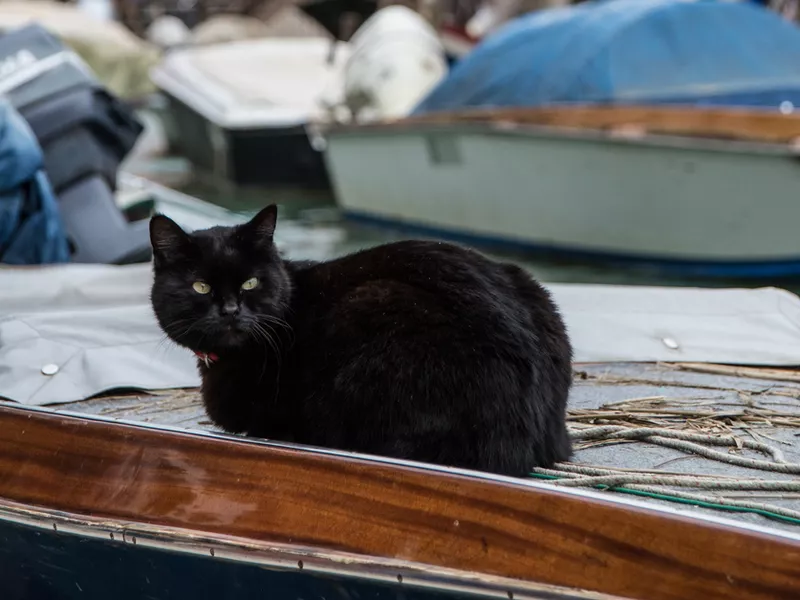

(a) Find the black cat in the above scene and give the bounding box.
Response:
[150,205,572,476]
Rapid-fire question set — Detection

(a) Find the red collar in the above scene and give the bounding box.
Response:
[194,351,219,367]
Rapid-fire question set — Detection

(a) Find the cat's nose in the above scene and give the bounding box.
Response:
[221,301,240,317]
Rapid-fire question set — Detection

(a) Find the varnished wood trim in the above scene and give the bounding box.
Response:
[333,105,800,145]
[0,404,798,599]
[0,498,621,600]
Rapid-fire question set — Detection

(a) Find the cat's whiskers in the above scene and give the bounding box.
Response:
[256,315,295,347]
[257,314,293,332]
[154,316,201,358]
[245,323,272,385]
[260,321,287,351]
[161,317,216,362]
[194,327,211,356]
[248,320,283,399]
[163,318,203,344]
[154,334,180,357]
[247,321,283,393]
[151,338,174,362]
[248,315,287,348]
[249,321,281,357]
[163,315,200,333]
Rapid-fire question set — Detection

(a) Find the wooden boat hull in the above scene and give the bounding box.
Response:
[324,106,800,278]
[0,402,798,599]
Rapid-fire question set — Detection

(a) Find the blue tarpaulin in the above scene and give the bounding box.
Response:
[414,0,800,113]
[0,100,69,264]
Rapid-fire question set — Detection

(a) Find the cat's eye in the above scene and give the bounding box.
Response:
[241,277,259,291]
[192,281,211,295]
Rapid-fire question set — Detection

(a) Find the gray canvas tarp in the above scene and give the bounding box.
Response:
[2,263,800,405]
[0,263,198,405]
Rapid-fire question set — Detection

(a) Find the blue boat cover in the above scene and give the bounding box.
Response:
[0,100,69,264]
[414,0,800,113]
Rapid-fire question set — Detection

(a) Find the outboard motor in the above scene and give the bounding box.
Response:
[0,24,152,264]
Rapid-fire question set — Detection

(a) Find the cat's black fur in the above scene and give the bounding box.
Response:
[150,205,572,476]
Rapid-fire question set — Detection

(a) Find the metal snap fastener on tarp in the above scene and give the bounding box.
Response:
[41,364,59,376]
[661,337,680,350]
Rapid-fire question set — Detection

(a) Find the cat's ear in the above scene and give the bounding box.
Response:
[150,215,189,256]
[246,204,278,239]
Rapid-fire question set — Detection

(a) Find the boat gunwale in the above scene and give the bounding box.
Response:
[321,105,800,151]
[324,119,798,158]
[6,398,800,540]
[1,401,800,600]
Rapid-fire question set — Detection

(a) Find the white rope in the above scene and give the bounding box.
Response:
[553,475,800,491]
[571,426,800,474]
[535,424,800,523]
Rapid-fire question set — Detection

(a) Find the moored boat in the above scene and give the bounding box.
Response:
[325,0,800,279]
[151,37,350,188]
[325,105,800,279]
[3,244,800,597]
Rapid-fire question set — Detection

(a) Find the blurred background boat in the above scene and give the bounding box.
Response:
[151,36,349,188]
[325,0,800,279]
